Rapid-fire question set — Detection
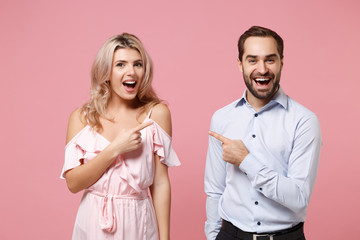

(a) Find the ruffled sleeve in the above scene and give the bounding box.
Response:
[60,126,109,179]
[60,140,84,179]
[152,121,181,167]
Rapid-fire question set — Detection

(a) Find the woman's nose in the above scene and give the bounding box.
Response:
[126,65,135,75]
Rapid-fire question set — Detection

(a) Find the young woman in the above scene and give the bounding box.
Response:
[61,33,180,240]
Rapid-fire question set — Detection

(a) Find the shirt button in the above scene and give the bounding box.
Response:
[252,134,256,138]
[257,222,261,226]
[254,113,258,117]
[255,201,258,205]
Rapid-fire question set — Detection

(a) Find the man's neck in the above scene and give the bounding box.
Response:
[246,88,279,112]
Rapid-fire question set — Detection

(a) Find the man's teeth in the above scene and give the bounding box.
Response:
[255,78,269,82]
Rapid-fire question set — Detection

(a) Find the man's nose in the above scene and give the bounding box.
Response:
[257,61,268,74]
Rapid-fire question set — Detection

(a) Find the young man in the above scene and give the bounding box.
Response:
[205,26,322,240]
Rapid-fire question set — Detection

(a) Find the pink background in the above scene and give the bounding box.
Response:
[1,0,359,239]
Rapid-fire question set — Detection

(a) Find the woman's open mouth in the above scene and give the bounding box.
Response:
[122,80,137,92]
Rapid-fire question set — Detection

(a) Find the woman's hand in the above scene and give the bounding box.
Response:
[109,121,153,156]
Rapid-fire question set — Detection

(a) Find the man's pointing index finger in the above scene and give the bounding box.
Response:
[209,131,229,143]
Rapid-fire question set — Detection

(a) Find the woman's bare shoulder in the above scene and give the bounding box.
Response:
[66,108,87,144]
[150,103,172,136]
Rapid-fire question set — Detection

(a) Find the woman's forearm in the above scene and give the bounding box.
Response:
[151,179,171,240]
[65,147,118,193]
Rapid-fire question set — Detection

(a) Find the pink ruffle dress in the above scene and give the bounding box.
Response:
[60,113,180,240]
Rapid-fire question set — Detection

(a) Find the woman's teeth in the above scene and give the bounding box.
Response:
[123,81,136,88]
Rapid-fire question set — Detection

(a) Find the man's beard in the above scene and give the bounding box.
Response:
[243,71,281,100]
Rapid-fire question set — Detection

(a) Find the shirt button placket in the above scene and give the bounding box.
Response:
[252,113,258,139]
[252,111,260,231]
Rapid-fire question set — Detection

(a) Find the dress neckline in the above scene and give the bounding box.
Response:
[87,109,153,144]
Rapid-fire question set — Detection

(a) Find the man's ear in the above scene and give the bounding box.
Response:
[237,58,243,73]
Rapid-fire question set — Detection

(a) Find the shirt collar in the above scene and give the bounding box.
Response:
[236,86,288,110]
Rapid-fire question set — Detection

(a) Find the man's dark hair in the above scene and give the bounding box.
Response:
[238,26,284,61]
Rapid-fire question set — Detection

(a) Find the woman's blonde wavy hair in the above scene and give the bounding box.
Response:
[81,33,161,131]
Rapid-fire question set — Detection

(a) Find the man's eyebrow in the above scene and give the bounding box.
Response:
[265,54,278,58]
[245,55,257,59]
[245,54,278,59]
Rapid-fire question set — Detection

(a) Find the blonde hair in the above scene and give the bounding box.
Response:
[81,33,161,131]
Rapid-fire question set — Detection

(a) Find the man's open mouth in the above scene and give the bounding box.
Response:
[254,78,270,86]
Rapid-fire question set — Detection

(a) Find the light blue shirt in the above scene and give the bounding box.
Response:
[204,87,322,239]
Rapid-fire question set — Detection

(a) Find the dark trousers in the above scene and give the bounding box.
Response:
[215,220,306,240]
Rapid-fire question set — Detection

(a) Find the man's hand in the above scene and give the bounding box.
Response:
[209,131,249,166]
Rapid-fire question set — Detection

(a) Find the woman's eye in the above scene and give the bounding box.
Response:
[116,63,124,67]
[134,62,143,67]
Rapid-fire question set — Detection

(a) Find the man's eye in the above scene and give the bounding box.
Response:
[267,59,275,63]
[248,59,256,64]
